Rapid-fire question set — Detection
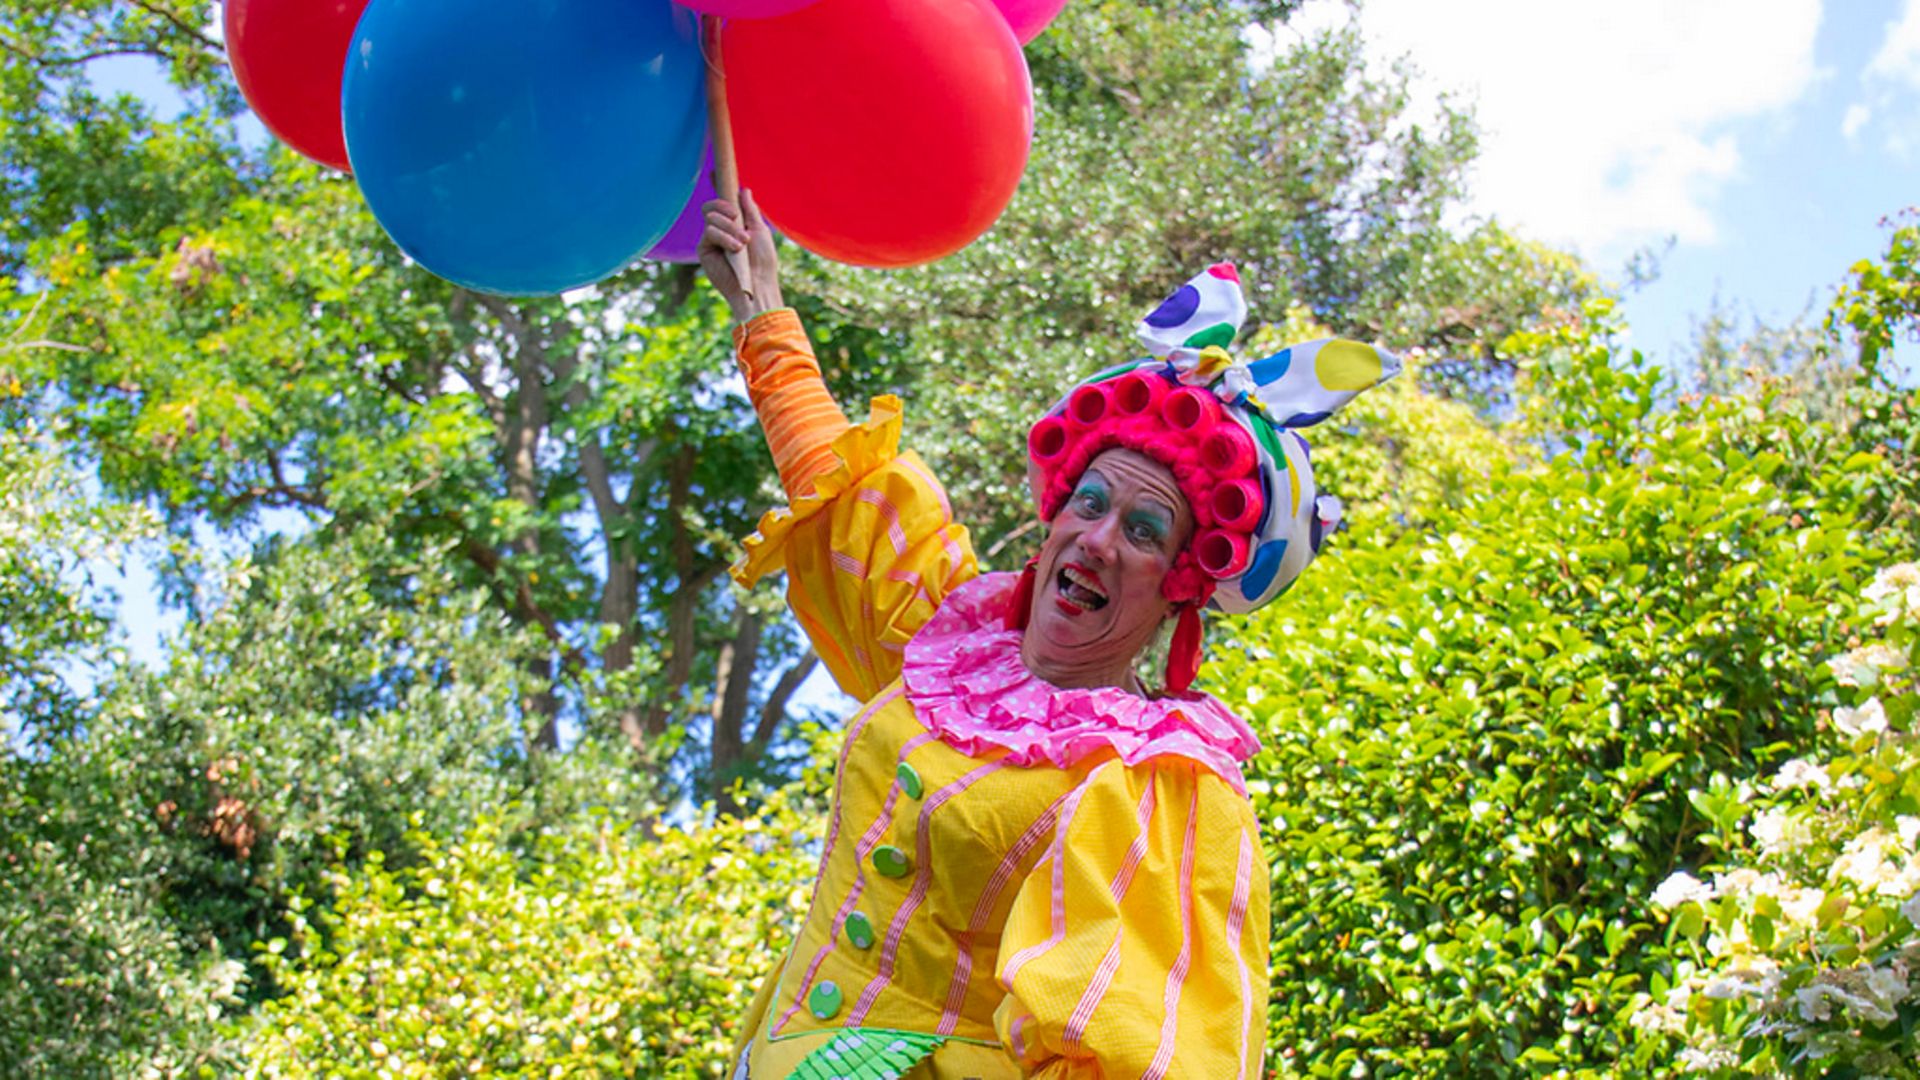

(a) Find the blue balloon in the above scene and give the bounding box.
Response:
[343,0,706,295]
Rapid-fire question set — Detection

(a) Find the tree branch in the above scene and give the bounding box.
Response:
[125,0,225,53]
[751,649,818,752]
[447,344,506,428]
[984,516,1043,562]
[0,39,165,70]
[454,532,587,675]
[548,347,626,526]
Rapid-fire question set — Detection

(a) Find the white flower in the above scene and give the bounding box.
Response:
[1677,1046,1737,1072]
[1846,988,1897,1024]
[1833,829,1905,895]
[1751,809,1811,857]
[1740,956,1786,998]
[1832,698,1888,738]
[1630,1000,1686,1035]
[1771,757,1832,792]
[1780,886,1826,927]
[1793,976,1890,1024]
[1866,561,1920,595]
[1653,871,1715,909]
[1795,984,1834,1022]
[1901,890,1920,928]
[1829,645,1908,688]
[1713,867,1764,900]
[1863,562,1920,624]
[1701,975,1750,1000]
[1862,964,1909,1008]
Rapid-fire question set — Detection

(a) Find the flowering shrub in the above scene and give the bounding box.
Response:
[1645,563,1920,1076]
[242,794,821,1078]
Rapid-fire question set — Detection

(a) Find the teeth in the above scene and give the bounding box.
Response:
[1057,566,1109,611]
[1062,567,1105,597]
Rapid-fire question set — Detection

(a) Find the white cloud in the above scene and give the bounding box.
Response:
[1843,102,1872,140]
[1287,0,1824,258]
[1857,0,1920,157]
[1867,0,1920,89]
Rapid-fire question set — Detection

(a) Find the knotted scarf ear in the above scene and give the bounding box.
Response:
[1006,556,1040,631]
[1138,262,1249,362]
[1164,604,1204,692]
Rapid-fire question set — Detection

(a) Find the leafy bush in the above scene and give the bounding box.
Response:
[0,420,159,736]
[1206,326,1898,1075]
[29,529,572,995]
[0,844,245,1078]
[0,425,239,1077]
[3,517,667,1074]
[243,792,821,1078]
[1641,563,1919,1077]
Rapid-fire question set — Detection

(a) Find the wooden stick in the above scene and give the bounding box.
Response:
[703,14,752,299]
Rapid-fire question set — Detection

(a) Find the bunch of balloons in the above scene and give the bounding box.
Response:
[224,0,1066,295]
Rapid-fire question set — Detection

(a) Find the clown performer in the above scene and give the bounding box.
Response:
[700,193,1397,1080]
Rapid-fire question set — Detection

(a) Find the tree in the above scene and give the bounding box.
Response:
[3,2,836,796]
[783,3,1601,552]
[4,1,1596,803]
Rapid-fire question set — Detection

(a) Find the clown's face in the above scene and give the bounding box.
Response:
[1020,448,1193,691]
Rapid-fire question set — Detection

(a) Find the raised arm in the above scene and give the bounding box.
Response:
[702,193,850,501]
[703,196,979,701]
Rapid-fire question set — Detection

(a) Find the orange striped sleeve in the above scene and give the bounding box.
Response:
[734,308,851,500]
[730,342,981,699]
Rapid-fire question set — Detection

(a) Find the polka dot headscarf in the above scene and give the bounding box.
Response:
[1027,262,1400,618]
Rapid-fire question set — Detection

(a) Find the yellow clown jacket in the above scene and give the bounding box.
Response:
[728,312,1271,1080]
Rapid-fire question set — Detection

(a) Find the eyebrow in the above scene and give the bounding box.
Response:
[1132,497,1176,528]
[1086,467,1182,522]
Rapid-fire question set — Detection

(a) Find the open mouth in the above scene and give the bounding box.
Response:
[1056,564,1109,612]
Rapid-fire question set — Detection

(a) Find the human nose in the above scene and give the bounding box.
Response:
[1079,512,1120,564]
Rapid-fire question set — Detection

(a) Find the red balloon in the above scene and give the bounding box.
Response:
[722,0,1033,268]
[225,0,371,171]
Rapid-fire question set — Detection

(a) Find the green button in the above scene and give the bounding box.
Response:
[895,762,924,800]
[844,911,875,950]
[808,979,843,1020]
[872,845,912,878]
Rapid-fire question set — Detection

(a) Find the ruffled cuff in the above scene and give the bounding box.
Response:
[732,394,906,588]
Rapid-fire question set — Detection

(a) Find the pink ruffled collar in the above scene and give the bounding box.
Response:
[901,573,1261,792]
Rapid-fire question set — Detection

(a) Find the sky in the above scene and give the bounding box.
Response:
[84,0,1920,680]
[1275,0,1919,370]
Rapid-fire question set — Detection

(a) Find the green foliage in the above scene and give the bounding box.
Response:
[7,4,1916,1077]
[0,419,160,735]
[1830,213,1919,386]
[785,3,1592,554]
[0,420,238,1078]
[0,842,245,1078]
[1641,567,1919,1077]
[1205,317,1899,1074]
[1826,216,1920,549]
[244,796,822,1079]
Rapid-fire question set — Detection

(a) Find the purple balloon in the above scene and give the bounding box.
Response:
[672,0,820,17]
[644,145,779,264]
[644,146,717,263]
[993,0,1066,43]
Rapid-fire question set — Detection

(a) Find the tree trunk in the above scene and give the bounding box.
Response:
[752,649,819,759]
[708,605,763,811]
[641,444,716,743]
[484,296,563,748]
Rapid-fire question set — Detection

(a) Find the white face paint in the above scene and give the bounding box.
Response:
[1021,448,1193,691]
